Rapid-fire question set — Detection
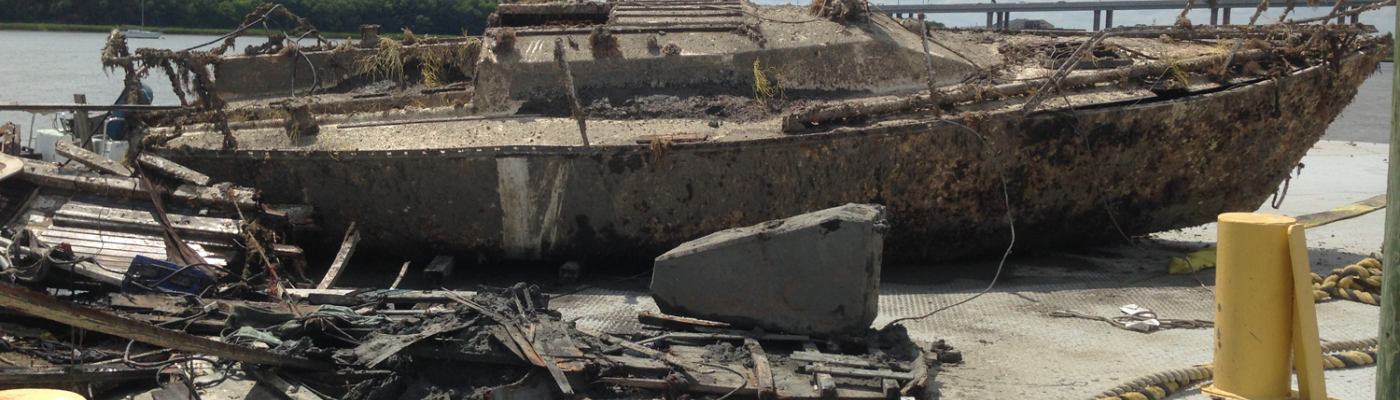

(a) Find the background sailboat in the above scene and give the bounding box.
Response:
[120,0,162,39]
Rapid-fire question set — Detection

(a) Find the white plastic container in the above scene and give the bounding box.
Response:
[32,129,66,163]
[30,129,126,163]
[103,139,129,163]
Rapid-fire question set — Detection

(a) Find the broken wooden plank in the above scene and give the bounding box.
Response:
[882,379,901,398]
[803,365,914,381]
[390,261,410,289]
[110,293,318,316]
[21,159,258,210]
[597,377,760,398]
[532,319,586,396]
[0,364,165,391]
[402,338,532,366]
[540,355,576,396]
[637,311,731,330]
[140,315,225,334]
[0,283,330,370]
[271,244,304,258]
[55,202,241,239]
[634,133,708,145]
[584,331,706,372]
[439,291,548,368]
[815,371,837,397]
[900,351,931,397]
[692,327,811,341]
[316,222,360,289]
[286,288,479,304]
[601,355,671,375]
[137,153,211,186]
[423,255,455,284]
[442,291,575,396]
[791,351,909,371]
[55,140,132,177]
[246,366,321,400]
[350,317,477,368]
[744,338,776,400]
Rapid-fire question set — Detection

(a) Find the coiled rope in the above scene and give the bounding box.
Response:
[1092,337,1380,400]
[1312,255,1383,306]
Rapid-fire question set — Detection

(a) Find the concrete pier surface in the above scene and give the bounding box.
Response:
[547,65,1395,399]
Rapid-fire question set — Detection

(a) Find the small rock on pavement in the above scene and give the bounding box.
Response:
[650,203,888,336]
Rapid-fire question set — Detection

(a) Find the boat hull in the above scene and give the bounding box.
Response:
[157,49,1385,264]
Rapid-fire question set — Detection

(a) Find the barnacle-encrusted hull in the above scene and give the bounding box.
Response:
[154,46,1386,263]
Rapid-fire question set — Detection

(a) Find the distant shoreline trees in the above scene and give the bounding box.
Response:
[0,0,499,36]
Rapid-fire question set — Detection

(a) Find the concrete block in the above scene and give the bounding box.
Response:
[650,203,888,336]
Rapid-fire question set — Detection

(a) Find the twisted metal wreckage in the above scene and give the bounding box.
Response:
[0,0,1392,398]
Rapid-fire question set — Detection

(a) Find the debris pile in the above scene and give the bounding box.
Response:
[0,148,945,399]
[0,275,948,399]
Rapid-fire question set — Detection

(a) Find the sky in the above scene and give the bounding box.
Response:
[748,0,1396,34]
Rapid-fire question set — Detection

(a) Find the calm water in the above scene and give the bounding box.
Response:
[0,30,1391,143]
[0,30,267,132]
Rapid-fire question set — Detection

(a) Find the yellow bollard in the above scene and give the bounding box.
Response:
[1204,213,1298,400]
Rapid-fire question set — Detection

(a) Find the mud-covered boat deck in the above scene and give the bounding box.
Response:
[160,30,1237,151]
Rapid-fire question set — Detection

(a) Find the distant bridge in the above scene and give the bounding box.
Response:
[870,0,1390,30]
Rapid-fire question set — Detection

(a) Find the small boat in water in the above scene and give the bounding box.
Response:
[98,1,1389,264]
[121,28,162,39]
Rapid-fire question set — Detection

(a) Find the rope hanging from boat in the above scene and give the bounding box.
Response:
[882,119,1016,328]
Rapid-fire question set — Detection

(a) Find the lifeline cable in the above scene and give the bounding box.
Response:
[882,119,1015,328]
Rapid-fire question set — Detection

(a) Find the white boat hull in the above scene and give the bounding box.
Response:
[122,29,162,39]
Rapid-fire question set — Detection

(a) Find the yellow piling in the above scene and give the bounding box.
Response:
[1205,213,1298,400]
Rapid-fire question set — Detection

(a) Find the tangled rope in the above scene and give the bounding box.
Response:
[1049,310,1214,331]
[1311,255,1382,306]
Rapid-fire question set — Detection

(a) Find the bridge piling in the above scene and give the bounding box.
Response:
[1093,9,1101,30]
[1106,9,1113,28]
